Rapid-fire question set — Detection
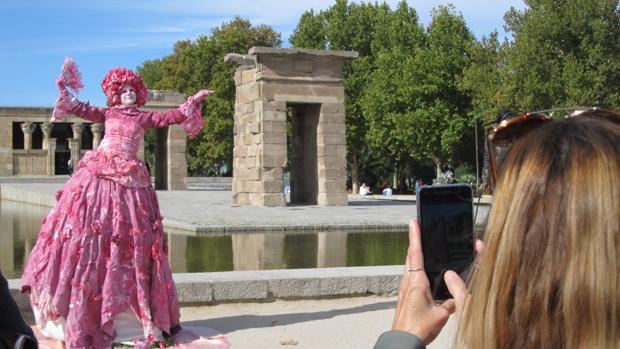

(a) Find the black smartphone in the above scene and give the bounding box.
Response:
[417,184,474,300]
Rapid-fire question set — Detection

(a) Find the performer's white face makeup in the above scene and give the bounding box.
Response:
[120,85,137,106]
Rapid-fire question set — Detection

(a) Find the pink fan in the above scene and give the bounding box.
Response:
[57,57,84,94]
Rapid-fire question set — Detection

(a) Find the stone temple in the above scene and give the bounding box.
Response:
[226,47,358,207]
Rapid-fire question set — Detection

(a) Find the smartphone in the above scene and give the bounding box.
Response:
[417,184,474,300]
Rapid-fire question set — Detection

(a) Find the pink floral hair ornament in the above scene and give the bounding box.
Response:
[101,67,149,107]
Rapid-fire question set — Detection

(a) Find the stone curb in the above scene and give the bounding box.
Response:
[9,266,402,317]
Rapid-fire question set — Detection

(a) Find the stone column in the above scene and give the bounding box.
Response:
[0,118,14,176]
[40,122,51,150]
[47,139,56,175]
[70,123,82,163]
[316,103,348,206]
[68,139,80,166]
[91,123,103,149]
[167,125,187,190]
[21,122,35,150]
[71,123,82,142]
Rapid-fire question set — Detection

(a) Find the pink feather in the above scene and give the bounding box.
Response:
[59,57,84,94]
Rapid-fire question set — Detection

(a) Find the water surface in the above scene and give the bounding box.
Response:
[1,200,409,278]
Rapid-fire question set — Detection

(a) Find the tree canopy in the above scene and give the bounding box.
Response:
[138,0,620,189]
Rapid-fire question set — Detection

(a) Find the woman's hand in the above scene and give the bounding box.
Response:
[391,219,456,344]
[192,89,214,102]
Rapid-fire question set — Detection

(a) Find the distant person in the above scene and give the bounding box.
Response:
[382,187,393,197]
[359,182,371,196]
[415,179,422,193]
[66,158,73,176]
[374,113,620,348]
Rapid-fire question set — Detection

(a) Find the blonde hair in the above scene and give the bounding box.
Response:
[456,117,620,348]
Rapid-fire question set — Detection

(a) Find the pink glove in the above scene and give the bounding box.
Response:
[56,77,66,92]
[192,89,214,102]
[51,89,79,121]
[180,91,211,139]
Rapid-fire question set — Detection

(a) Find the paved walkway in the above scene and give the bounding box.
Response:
[0,176,491,233]
[179,295,457,349]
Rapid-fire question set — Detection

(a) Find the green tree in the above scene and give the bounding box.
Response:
[460,32,514,124]
[502,0,620,110]
[291,0,373,192]
[289,9,327,49]
[363,5,475,178]
[291,0,431,192]
[138,17,281,175]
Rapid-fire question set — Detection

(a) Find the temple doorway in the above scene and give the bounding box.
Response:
[288,103,320,205]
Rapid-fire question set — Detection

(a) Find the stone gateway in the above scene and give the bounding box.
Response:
[226,47,358,207]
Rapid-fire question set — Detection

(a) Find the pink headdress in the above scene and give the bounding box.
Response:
[101,67,148,107]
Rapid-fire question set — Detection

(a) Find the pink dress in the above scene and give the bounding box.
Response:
[21,97,204,349]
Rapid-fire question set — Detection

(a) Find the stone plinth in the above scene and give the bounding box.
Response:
[226,47,357,206]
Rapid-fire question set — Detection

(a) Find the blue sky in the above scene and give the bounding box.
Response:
[0,0,525,107]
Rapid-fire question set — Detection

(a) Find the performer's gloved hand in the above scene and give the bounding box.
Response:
[56,89,79,109]
[56,77,67,92]
[192,89,214,103]
[52,82,80,121]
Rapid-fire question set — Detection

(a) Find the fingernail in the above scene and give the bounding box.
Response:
[445,270,456,279]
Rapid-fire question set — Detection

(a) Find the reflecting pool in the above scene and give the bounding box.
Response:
[1,200,412,278]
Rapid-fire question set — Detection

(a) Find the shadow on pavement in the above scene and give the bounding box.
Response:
[184,300,396,333]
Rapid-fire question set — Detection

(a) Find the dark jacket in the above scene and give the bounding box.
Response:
[0,270,37,349]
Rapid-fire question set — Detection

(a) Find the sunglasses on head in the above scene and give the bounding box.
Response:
[485,107,620,190]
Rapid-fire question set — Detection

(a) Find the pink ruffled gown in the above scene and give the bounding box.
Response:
[21,96,204,349]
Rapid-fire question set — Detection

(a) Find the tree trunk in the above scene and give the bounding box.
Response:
[393,169,398,191]
[351,155,360,195]
[433,157,443,179]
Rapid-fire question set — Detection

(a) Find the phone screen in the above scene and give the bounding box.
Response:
[417,184,474,300]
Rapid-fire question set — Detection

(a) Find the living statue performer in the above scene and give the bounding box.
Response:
[20,58,218,348]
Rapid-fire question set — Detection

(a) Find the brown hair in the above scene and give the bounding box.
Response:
[457,117,620,348]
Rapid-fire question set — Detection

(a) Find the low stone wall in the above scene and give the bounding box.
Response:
[9,266,402,322]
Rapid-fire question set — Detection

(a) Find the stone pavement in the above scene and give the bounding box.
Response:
[179,295,458,349]
[0,177,491,233]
